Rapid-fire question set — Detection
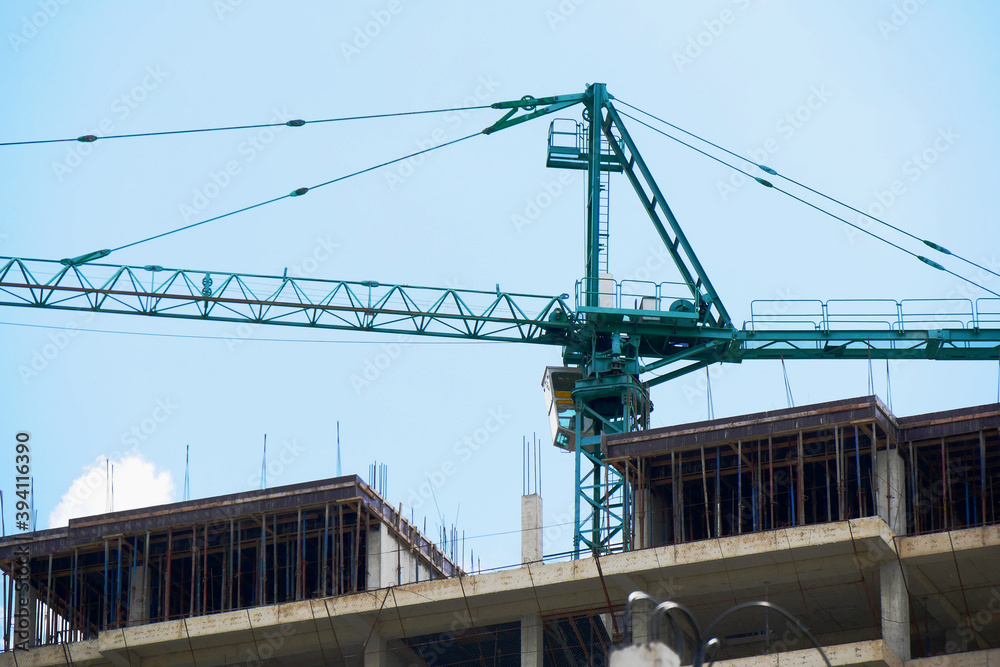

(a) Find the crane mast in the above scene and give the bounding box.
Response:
[3,83,999,558]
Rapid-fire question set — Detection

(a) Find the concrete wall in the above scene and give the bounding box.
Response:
[368,522,437,590]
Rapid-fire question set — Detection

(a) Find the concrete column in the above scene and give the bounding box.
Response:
[521,494,542,564]
[367,524,383,590]
[521,612,543,667]
[521,497,544,667]
[648,492,668,548]
[876,448,907,534]
[880,561,911,661]
[128,560,150,626]
[365,631,388,667]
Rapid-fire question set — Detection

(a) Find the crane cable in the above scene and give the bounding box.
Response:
[614,107,1000,299]
[64,132,481,264]
[616,99,1000,283]
[0,104,494,147]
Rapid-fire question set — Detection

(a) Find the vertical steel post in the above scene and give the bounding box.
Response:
[870,424,878,521]
[353,505,361,591]
[164,530,172,621]
[715,449,722,537]
[228,519,234,611]
[797,432,805,525]
[4,573,12,651]
[981,431,988,525]
[116,536,123,627]
[737,441,743,534]
[768,437,774,529]
[825,432,832,521]
[103,540,109,630]
[190,526,197,617]
[585,83,607,308]
[45,553,53,642]
[338,503,344,595]
[700,447,710,538]
[573,408,583,556]
[855,428,862,518]
[236,519,242,608]
[260,513,266,605]
[322,503,330,596]
[941,437,948,530]
[141,531,149,624]
[272,515,278,603]
[670,450,680,543]
[296,508,303,601]
[909,441,918,533]
[202,524,208,614]
[832,425,839,521]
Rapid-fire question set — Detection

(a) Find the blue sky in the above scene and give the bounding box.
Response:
[1,2,998,570]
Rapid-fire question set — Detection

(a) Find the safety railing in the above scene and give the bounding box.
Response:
[576,277,694,312]
[745,298,993,332]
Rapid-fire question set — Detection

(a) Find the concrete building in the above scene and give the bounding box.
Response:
[1,396,997,666]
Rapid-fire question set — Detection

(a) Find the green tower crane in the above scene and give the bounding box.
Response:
[2,84,998,558]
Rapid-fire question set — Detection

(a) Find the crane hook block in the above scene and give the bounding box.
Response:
[754,177,774,188]
[60,249,111,266]
[290,187,309,197]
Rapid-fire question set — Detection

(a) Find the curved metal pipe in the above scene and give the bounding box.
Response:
[623,591,660,646]
[651,600,702,662]
[701,601,832,667]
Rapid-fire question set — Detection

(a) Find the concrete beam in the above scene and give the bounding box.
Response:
[712,639,902,667]
[3,517,905,667]
[907,647,1000,667]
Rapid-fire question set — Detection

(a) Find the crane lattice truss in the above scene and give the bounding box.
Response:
[3,84,1000,558]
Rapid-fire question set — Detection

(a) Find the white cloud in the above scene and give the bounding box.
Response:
[48,453,175,528]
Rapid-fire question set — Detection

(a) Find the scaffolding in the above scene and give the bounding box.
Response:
[606,396,1000,548]
[0,475,458,650]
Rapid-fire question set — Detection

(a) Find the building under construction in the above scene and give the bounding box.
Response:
[1,395,998,666]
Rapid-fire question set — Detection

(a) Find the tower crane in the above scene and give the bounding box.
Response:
[2,83,998,558]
